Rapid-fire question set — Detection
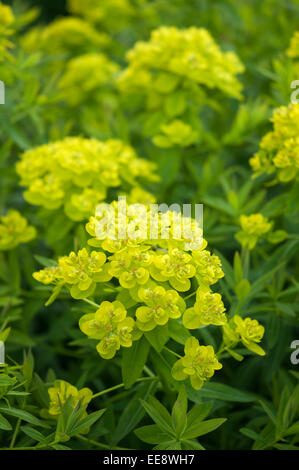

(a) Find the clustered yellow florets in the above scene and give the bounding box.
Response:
[118,26,244,147]
[22,17,109,57]
[183,288,226,329]
[223,315,265,356]
[235,213,272,249]
[58,53,119,107]
[79,300,138,359]
[33,248,111,299]
[16,137,158,221]
[250,104,299,183]
[172,337,222,390]
[34,201,226,370]
[0,210,36,251]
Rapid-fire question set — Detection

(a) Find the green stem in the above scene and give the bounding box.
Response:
[163,346,182,359]
[92,376,157,400]
[9,395,28,448]
[184,291,197,301]
[82,298,100,308]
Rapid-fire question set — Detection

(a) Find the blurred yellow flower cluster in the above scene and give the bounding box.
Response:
[58,53,119,107]
[250,104,299,183]
[0,210,36,251]
[22,17,109,57]
[16,137,158,221]
[287,31,299,58]
[235,214,272,249]
[118,26,244,147]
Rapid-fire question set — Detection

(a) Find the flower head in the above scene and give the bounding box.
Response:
[0,210,36,251]
[236,214,272,249]
[172,337,222,390]
[183,288,226,329]
[223,315,265,356]
[79,300,135,359]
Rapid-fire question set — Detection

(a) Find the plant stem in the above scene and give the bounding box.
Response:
[92,376,157,399]
[184,291,197,301]
[82,298,100,308]
[163,346,182,359]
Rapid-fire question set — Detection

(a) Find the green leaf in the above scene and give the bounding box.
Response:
[135,424,172,444]
[140,397,174,435]
[259,400,277,426]
[182,418,226,439]
[111,380,157,446]
[283,421,299,437]
[45,283,64,306]
[191,382,259,402]
[239,427,265,442]
[181,439,205,450]
[145,324,168,352]
[34,255,57,268]
[21,425,46,442]
[187,402,212,427]
[0,374,16,387]
[235,279,251,302]
[0,406,49,428]
[122,336,150,388]
[168,319,191,345]
[171,386,187,437]
[68,409,106,436]
[0,413,12,431]
[233,252,243,284]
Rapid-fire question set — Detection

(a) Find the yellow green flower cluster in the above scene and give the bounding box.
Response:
[22,17,109,57]
[67,0,134,31]
[0,210,36,251]
[287,31,299,58]
[58,53,119,107]
[34,201,225,368]
[183,288,226,329]
[47,379,93,419]
[79,300,138,359]
[235,214,272,249]
[250,104,299,183]
[16,137,158,221]
[118,26,244,147]
[135,284,186,331]
[33,248,111,299]
[223,315,265,356]
[172,337,222,390]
